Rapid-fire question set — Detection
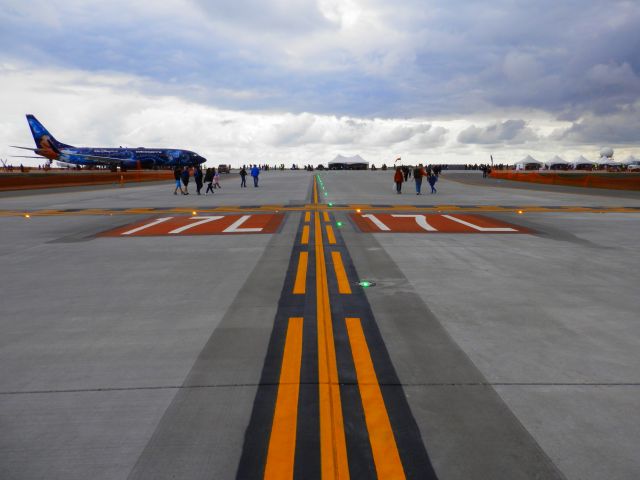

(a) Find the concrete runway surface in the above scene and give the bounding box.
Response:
[1,170,639,479]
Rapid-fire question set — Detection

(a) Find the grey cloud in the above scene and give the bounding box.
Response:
[552,104,640,144]
[458,120,537,145]
[192,0,331,34]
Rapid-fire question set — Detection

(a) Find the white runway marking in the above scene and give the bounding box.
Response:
[121,217,173,235]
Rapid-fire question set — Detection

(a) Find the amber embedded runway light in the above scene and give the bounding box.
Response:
[517,210,524,214]
[192,211,197,215]
[356,208,361,213]
[24,214,30,218]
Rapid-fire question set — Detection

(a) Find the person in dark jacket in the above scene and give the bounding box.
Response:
[428,171,438,194]
[173,166,184,195]
[394,166,404,194]
[194,166,203,195]
[181,167,190,195]
[239,166,247,187]
[204,168,214,194]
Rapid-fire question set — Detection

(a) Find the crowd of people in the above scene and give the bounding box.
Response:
[172,164,263,194]
[393,164,442,195]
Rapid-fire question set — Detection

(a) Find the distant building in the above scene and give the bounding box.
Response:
[328,154,369,170]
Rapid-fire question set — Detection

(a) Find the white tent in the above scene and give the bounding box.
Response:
[328,154,369,170]
[515,155,543,171]
[621,155,638,165]
[598,156,621,168]
[545,155,569,170]
[571,155,596,170]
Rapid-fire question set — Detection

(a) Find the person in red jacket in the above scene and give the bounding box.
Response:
[394,166,404,194]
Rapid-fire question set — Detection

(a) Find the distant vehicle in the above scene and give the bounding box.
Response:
[11,114,206,169]
[627,161,640,171]
[217,164,230,173]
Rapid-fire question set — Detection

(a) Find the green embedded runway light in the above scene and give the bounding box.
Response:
[336,221,343,227]
[358,280,376,288]
[328,202,334,207]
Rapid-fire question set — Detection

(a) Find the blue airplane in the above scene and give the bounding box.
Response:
[11,115,207,168]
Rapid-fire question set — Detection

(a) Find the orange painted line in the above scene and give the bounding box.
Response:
[264,317,304,480]
[325,225,336,245]
[313,177,319,205]
[331,251,351,294]
[323,211,330,222]
[305,211,311,222]
[315,213,350,479]
[301,225,310,244]
[345,317,406,479]
[293,252,308,294]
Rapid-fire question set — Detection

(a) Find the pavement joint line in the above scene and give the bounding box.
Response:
[3,382,640,395]
[3,205,640,217]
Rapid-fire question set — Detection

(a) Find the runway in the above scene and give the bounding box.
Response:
[1,171,639,479]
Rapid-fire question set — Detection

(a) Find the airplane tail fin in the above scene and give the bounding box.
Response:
[26,114,71,152]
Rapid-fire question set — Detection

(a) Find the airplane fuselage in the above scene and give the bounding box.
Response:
[56,147,206,168]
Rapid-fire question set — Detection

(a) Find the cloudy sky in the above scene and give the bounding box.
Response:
[1,0,639,166]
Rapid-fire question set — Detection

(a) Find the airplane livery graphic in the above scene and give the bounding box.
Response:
[11,115,207,168]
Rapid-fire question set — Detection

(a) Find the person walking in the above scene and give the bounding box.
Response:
[173,166,185,195]
[251,164,260,187]
[428,171,438,194]
[194,166,203,195]
[204,167,214,194]
[394,166,404,194]
[181,166,190,195]
[413,164,425,195]
[213,169,221,189]
[239,166,247,187]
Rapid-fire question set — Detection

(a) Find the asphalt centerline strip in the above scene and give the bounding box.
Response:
[264,317,304,480]
[293,252,308,295]
[326,225,337,244]
[301,225,310,245]
[345,317,406,480]
[315,210,350,479]
[331,251,352,294]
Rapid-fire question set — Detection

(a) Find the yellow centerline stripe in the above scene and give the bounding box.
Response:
[331,251,351,294]
[301,225,310,245]
[323,211,330,222]
[325,225,336,245]
[315,211,350,479]
[293,252,308,294]
[345,317,406,479]
[313,177,319,205]
[264,317,304,480]
[305,211,311,222]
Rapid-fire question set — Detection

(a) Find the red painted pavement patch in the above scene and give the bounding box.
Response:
[350,213,529,233]
[100,214,284,236]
